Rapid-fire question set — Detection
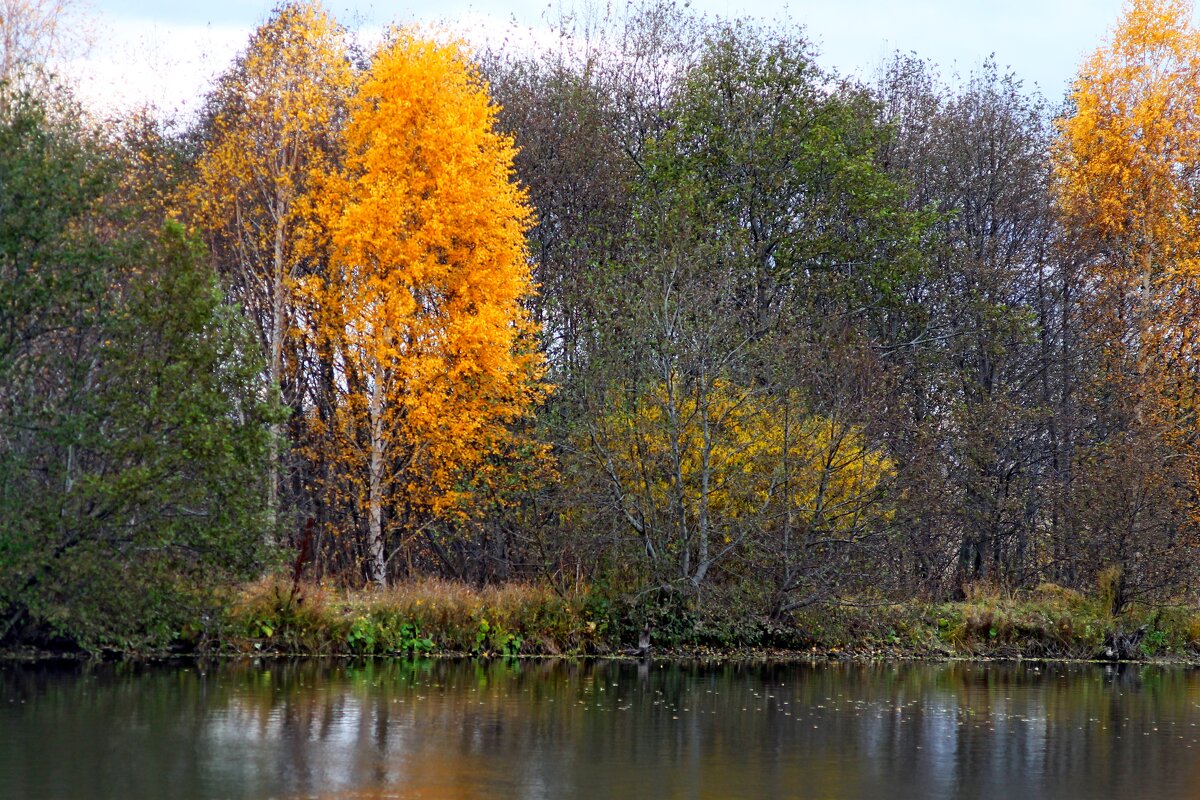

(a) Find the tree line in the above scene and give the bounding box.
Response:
[3,0,1200,648]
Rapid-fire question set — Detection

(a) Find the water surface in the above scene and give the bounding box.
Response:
[3,658,1199,798]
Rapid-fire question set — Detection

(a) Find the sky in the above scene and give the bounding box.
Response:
[66,0,1140,116]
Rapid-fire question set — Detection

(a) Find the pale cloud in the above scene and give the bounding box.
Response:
[64,8,559,117]
[62,17,248,117]
[782,0,1128,93]
[66,0,1165,117]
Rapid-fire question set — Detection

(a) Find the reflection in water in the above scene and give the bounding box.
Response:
[2,658,1199,799]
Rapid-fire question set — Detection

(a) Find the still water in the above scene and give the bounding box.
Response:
[3,658,1200,799]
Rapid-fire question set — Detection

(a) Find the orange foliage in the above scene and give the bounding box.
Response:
[301,30,549,583]
[1054,0,1200,514]
[190,2,353,529]
[1054,0,1200,357]
[192,1,351,370]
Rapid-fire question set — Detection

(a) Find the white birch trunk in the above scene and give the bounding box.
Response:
[368,359,387,588]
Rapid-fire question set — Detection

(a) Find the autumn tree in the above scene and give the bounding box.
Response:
[1053,0,1200,609]
[592,377,892,608]
[192,1,352,534]
[1054,0,1200,393]
[1055,0,1200,305]
[306,30,547,587]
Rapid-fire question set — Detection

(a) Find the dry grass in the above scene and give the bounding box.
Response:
[223,577,612,656]
[218,576,1200,661]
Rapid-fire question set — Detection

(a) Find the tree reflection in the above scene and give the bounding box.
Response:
[3,659,1200,799]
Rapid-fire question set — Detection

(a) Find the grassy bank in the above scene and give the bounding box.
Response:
[219,579,612,657]
[207,578,1200,663]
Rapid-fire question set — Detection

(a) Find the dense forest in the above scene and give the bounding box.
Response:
[4,0,1200,653]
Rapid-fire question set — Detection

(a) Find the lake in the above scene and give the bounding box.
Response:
[2,658,1199,798]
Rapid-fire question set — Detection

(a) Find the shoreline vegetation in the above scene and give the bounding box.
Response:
[9,578,1200,665]
[15,1,1200,661]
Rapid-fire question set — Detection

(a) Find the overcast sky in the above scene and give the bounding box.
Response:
[68,0,1140,115]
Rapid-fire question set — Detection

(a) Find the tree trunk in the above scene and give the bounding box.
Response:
[266,217,286,545]
[368,360,387,588]
[693,375,712,588]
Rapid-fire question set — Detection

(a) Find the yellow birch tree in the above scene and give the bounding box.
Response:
[1054,0,1200,378]
[1054,0,1200,602]
[305,30,547,586]
[191,1,352,533]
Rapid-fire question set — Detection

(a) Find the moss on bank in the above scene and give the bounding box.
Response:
[203,579,1200,663]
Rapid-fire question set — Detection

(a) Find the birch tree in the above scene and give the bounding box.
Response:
[307,30,547,586]
[192,1,352,535]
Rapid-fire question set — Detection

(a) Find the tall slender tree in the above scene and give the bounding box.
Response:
[1053,0,1200,609]
[192,1,352,537]
[307,30,547,586]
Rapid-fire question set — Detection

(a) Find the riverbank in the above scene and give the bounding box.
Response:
[7,577,1200,663]
[198,578,1200,664]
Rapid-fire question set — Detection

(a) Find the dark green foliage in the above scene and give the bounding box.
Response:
[0,84,276,651]
[650,22,926,323]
